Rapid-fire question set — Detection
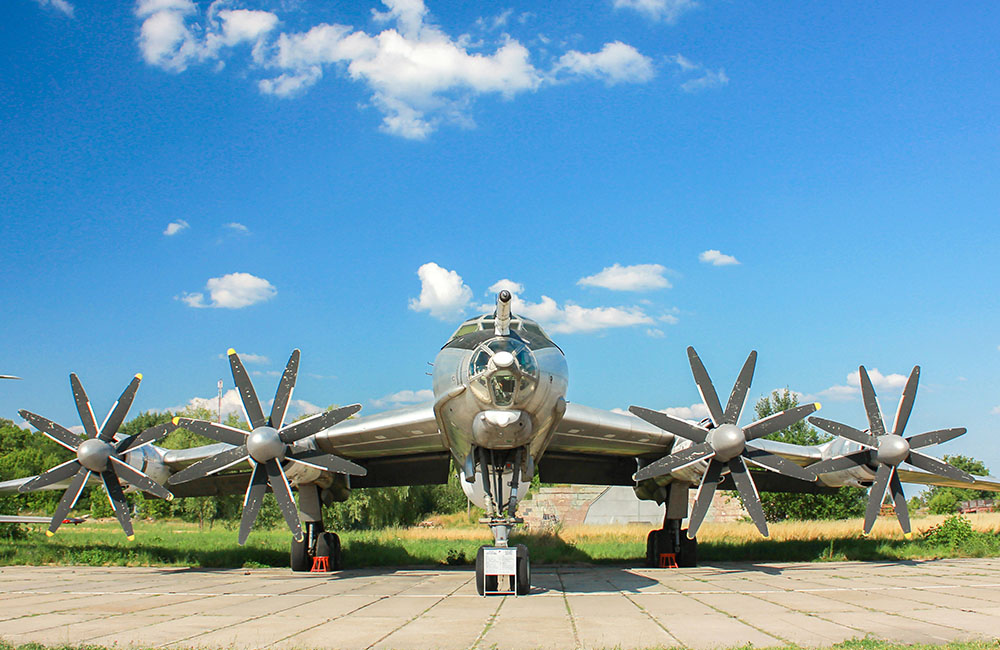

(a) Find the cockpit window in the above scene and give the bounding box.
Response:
[471,349,491,375]
[490,372,516,406]
[515,347,536,375]
[452,323,478,338]
[466,337,540,407]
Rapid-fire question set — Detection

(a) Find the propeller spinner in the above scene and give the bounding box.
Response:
[18,373,176,539]
[629,347,820,539]
[807,365,973,537]
[168,349,366,545]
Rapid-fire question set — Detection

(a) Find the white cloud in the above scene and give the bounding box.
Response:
[613,0,698,23]
[371,388,435,408]
[659,312,679,325]
[818,368,909,401]
[33,0,75,18]
[670,54,699,72]
[218,352,269,365]
[661,402,711,423]
[487,279,524,296]
[408,262,473,320]
[173,387,246,419]
[181,272,277,308]
[578,263,671,291]
[164,219,189,236]
[699,249,740,266]
[552,42,655,85]
[646,328,664,338]
[510,295,653,334]
[681,68,729,93]
[136,0,655,139]
[224,222,249,233]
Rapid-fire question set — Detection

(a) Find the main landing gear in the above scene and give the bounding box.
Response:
[291,485,342,572]
[471,446,531,595]
[645,482,697,568]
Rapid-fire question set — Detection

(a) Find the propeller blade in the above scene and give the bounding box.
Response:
[891,366,920,437]
[279,404,363,444]
[99,374,142,441]
[109,457,173,500]
[228,349,266,429]
[627,406,708,444]
[288,449,368,476]
[173,418,249,447]
[19,459,82,493]
[888,470,910,535]
[101,470,134,539]
[858,366,886,437]
[808,417,877,447]
[864,464,893,535]
[743,403,820,441]
[47,468,91,536]
[632,442,714,481]
[687,458,724,539]
[238,462,268,545]
[687,347,724,426]
[906,427,966,450]
[19,410,82,451]
[906,451,975,482]
[723,351,757,425]
[269,350,300,430]
[728,457,768,536]
[265,459,303,542]
[742,446,817,482]
[167,445,250,485]
[116,421,177,453]
[69,373,100,439]
[807,450,874,475]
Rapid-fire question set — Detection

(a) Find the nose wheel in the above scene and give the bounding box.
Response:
[472,446,532,595]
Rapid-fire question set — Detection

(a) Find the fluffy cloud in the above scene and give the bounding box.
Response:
[818,368,909,401]
[135,0,656,139]
[136,0,278,72]
[225,222,249,233]
[552,42,655,85]
[487,279,524,295]
[660,402,711,423]
[33,0,75,18]
[681,68,729,93]
[219,352,269,364]
[371,388,435,409]
[506,294,653,334]
[578,263,671,291]
[182,272,277,308]
[613,0,698,23]
[170,389,320,421]
[408,262,473,320]
[699,249,740,266]
[164,219,189,236]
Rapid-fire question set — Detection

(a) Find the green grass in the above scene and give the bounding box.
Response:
[2,518,1000,569]
[2,639,1000,650]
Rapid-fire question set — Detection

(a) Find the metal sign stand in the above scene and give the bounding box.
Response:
[482,547,517,596]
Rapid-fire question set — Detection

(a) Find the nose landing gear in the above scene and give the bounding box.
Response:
[472,446,531,595]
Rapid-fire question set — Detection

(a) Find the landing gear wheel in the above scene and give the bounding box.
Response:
[290,535,309,572]
[516,544,530,595]
[678,530,697,567]
[317,532,342,571]
[646,529,672,567]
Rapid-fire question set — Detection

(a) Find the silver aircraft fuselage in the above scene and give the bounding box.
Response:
[430,307,568,477]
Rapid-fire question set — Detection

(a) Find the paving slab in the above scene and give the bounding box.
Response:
[3,560,1000,649]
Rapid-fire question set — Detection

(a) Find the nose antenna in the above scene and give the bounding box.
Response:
[494,290,512,335]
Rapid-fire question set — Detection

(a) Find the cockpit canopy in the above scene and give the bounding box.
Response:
[448,314,552,343]
[468,337,539,407]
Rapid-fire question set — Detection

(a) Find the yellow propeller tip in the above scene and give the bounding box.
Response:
[861,531,870,538]
[814,402,822,410]
[904,532,913,540]
[171,417,180,426]
[135,373,143,380]
[127,535,135,541]
[166,494,175,502]
[227,348,237,356]
[45,531,54,537]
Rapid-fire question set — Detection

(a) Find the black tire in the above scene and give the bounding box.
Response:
[678,531,697,567]
[475,546,485,596]
[515,544,530,595]
[316,532,342,571]
[290,535,310,572]
[645,530,658,567]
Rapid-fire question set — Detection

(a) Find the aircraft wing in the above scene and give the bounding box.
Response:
[546,402,674,456]
[896,468,1000,492]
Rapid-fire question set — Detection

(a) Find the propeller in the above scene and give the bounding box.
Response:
[168,349,366,544]
[807,365,972,537]
[18,373,176,539]
[629,347,820,539]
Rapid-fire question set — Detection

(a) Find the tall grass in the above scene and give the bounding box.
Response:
[2,514,999,569]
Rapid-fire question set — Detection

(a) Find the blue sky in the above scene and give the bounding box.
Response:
[2,0,999,475]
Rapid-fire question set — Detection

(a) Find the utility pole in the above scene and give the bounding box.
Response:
[217,379,223,423]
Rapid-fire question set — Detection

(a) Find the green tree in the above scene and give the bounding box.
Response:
[920,455,992,514]
[0,418,75,514]
[752,389,867,522]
